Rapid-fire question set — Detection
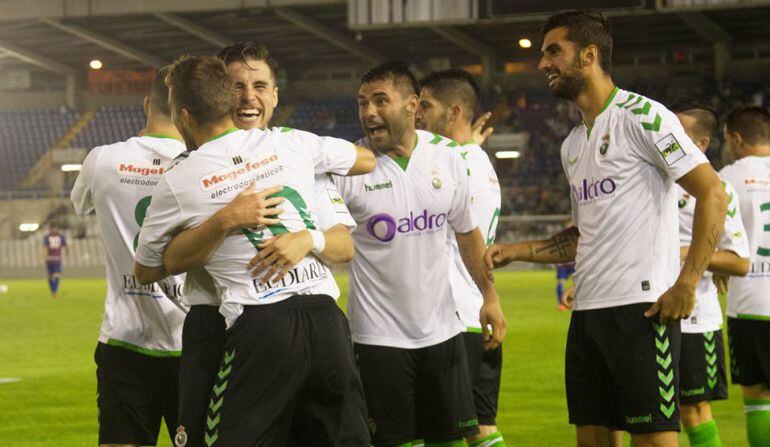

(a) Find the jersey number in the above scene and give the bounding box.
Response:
[242,186,317,248]
[132,196,153,251]
[758,202,770,257]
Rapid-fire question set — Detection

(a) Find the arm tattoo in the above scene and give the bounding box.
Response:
[690,223,721,277]
[534,229,579,261]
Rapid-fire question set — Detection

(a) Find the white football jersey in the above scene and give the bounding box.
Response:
[70,135,188,355]
[135,127,356,327]
[677,181,750,333]
[446,143,501,330]
[561,87,709,311]
[719,156,770,318]
[336,130,478,349]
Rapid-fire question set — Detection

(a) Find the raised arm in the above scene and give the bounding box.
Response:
[348,144,376,175]
[456,228,506,350]
[484,226,579,270]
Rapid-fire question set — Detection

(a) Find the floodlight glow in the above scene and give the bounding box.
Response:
[90,60,103,70]
[19,223,39,232]
[61,164,82,172]
[495,151,521,159]
[518,38,532,49]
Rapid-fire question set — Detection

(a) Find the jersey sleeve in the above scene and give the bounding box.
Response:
[560,137,580,226]
[720,180,751,258]
[286,128,357,176]
[447,152,479,234]
[468,150,501,246]
[70,147,102,215]
[625,103,708,180]
[134,176,184,267]
[313,175,356,232]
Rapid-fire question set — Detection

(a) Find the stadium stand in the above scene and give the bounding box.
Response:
[71,105,145,150]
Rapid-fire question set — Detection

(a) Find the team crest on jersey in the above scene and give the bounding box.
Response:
[678,194,690,209]
[599,134,610,155]
[655,134,686,166]
[174,426,188,447]
[431,168,442,190]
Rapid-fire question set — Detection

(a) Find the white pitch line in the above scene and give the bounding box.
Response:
[0,378,21,384]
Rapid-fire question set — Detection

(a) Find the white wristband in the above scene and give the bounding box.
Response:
[309,230,326,255]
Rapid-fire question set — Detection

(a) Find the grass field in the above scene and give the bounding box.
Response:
[0,271,750,446]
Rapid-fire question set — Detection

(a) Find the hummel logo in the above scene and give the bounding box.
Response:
[152,158,161,166]
[568,156,579,166]
[232,155,244,165]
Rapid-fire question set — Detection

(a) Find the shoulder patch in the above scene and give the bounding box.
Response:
[654,134,687,166]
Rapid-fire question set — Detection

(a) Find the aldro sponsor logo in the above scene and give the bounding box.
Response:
[118,163,165,176]
[199,153,279,191]
[366,210,447,242]
[571,177,617,204]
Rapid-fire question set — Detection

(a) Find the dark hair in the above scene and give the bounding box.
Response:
[361,61,419,97]
[669,100,719,140]
[149,65,172,117]
[165,55,234,125]
[218,41,279,81]
[419,69,480,120]
[542,10,613,74]
[725,105,770,146]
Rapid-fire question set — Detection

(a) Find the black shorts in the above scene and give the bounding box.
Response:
[203,294,369,447]
[95,342,179,446]
[727,317,770,387]
[462,331,502,426]
[355,334,479,445]
[679,330,728,405]
[176,305,226,447]
[565,303,681,434]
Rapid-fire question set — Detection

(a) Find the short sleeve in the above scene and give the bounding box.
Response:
[134,176,183,267]
[447,153,479,234]
[626,103,708,180]
[313,174,356,231]
[720,180,751,258]
[285,128,357,176]
[70,147,102,215]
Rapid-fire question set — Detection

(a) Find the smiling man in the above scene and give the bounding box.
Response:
[485,10,727,447]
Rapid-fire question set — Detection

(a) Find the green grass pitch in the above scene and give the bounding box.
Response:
[0,271,749,446]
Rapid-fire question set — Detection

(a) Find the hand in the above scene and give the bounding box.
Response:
[479,290,507,350]
[248,231,313,284]
[484,244,518,271]
[643,281,696,324]
[216,184,284,231]
[713,274,729,295]
[471,112,494,146]
[679,246,689,263]
[561,286,575,310]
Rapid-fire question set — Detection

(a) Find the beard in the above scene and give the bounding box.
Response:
[550,70,587,101]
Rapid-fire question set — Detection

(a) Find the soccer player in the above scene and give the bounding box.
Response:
[70,66,188,447]
[134,42,374,447]
[671,102,750,447]
[334,61,506,447]
[414,68,505,447]
[718,105,770,447]
[485,11,727,447]
[42,224,67,299]
[135,55,372,446]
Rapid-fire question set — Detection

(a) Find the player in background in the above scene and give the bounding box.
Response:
[414,68,505,447]
[42,224,67,299]
[718,106,770,447]
[555,261,575,310]
[485,10,727,447]
[335,61,506,447]
[70,67,188,447]
[135,55,372,446]
[669,101,751,447]
[133,42,375,447]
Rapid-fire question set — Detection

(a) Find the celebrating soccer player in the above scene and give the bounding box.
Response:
[70,67,188,447]
[485,10,727,447]
[718,105,770,447]
[671,101,750,447]
[415,68,506,447]
[334,61,506,446]
[134,55,372,446]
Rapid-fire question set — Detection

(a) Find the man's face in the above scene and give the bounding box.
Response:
[358,78,414,152]
[168,88,197,149]
[539,27,587,101]
[676,113,709,154]
[416,88,448,135]
[228,58,278,130]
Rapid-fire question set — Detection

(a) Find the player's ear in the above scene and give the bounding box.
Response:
[406,94,418,115]
[273,86,279,108]
[143,96,150,117]
[582,45,598,68]
[180,108,193,128]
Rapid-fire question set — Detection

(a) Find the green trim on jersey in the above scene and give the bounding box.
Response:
[394,156,410,171]
[205,127,238,143]
[466,326,483,334]
[106,338,181,357]
[144,133,181,141]
[737,314,770,321]
[586,86,619,139]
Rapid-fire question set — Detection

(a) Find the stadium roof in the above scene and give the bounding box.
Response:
[0,0,769,81]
